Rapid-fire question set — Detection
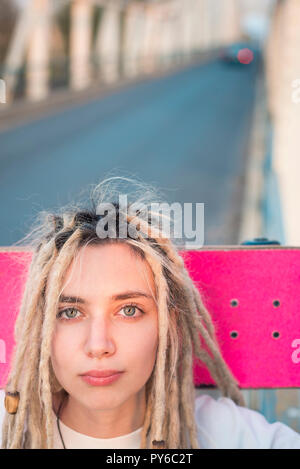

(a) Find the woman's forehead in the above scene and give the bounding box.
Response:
[61,243,157,300]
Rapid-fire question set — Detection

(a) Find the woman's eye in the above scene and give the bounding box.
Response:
[57,308,81,320]
[120,305,144,319]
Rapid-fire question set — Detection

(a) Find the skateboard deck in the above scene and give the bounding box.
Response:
[0,245,300,389]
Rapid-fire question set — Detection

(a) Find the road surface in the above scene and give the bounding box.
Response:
[0,57,258,246]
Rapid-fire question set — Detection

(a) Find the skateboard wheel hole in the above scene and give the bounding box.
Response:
[230,331,238,339]
[230,299,239,307]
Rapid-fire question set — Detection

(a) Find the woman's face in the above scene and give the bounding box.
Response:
[50,242,159,411]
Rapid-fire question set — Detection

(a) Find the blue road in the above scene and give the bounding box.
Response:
[0,57,258,246]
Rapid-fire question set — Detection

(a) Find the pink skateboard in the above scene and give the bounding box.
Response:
[0,244,300,389]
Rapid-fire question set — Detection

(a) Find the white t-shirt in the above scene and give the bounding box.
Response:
[1,388,300,449]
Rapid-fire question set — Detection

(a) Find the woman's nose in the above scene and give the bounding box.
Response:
[84,315,116,359]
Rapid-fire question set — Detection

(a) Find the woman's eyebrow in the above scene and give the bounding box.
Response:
[110,291,154,301]
[59,295,86,304]
[59,290,154,304]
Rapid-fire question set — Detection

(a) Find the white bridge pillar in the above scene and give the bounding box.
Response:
[123,3,146,78]
[70,0,93,90]
[95,2,121,84]
[26,0,51,101]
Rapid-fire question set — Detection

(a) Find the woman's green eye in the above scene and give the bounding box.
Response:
[123,306,136,317]
[120,305,145,319]
[57,308,80,320]
[66,308,78,318]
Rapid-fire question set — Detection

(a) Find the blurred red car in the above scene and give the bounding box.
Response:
[219,42,255,65]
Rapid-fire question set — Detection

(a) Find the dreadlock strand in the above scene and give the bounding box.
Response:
[179,318,199,448]
[8,309,44,448]
[39,230,82,448]
[167,368,180,448]
[144,255,169,448]
[140,381,154,448]
[25,296,48,449]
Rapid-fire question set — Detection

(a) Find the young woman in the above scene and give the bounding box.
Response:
[1,178,300,449]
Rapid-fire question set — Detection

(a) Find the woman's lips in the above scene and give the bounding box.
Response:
[80,372,123,386]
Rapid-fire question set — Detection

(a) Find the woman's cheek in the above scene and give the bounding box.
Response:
[125,324,158,368]
[51,326,78,369]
